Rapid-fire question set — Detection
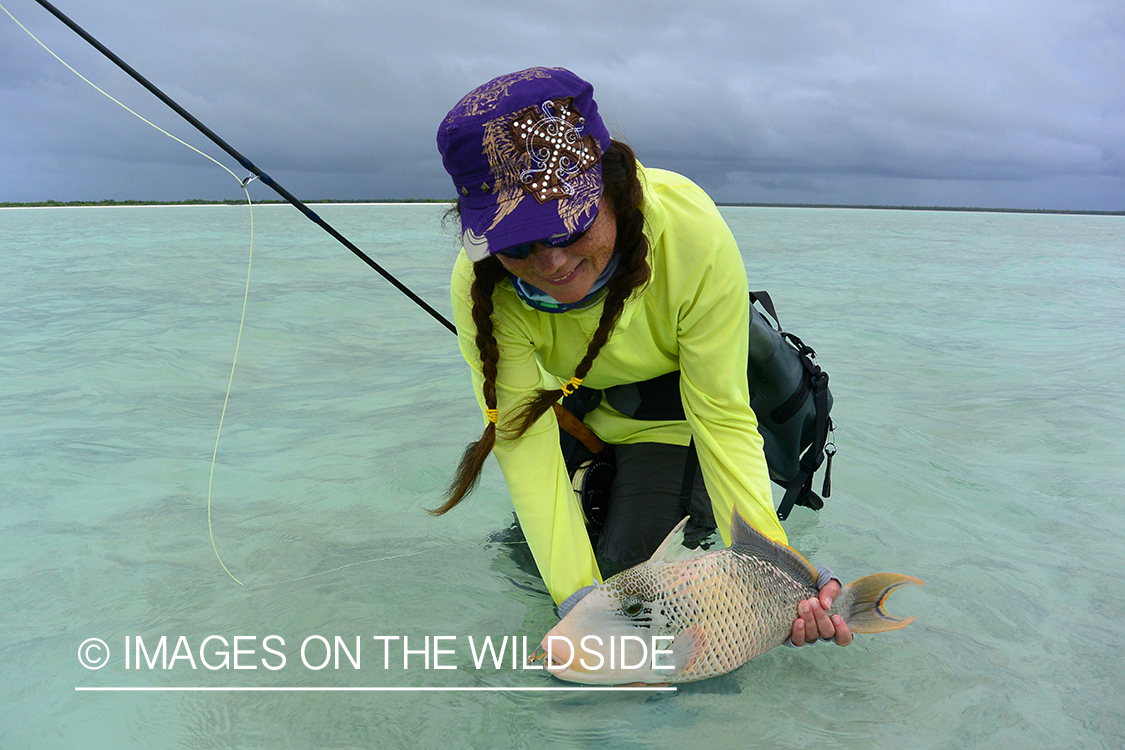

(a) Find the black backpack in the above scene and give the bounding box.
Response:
[592,291,835,521]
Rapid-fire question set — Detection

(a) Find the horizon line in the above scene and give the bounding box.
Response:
[2,199,1121,216]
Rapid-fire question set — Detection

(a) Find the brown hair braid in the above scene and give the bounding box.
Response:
[428,256,507,515]
[431,140,650,515]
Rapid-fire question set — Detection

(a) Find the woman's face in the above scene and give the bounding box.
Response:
[495,196,616,304]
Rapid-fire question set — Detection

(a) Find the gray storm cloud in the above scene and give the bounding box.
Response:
[1,0,1121,209]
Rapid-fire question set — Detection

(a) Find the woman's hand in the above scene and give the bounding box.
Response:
[790,579,853,647]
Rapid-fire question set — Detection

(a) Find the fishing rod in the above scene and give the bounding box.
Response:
[29,0,456,335]
[27,0,606,454]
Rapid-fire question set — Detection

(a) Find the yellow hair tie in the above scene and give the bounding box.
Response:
[560,377,584,397]
[485,408,499,424]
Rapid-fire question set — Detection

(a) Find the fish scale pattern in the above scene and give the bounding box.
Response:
[623,548,818,681]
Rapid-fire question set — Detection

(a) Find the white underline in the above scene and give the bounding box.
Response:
[75,686,676,692]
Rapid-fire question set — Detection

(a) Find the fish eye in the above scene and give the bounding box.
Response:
[622,600,645,617]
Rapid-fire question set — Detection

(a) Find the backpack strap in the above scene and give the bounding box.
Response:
[775,367,832,520]
[678,437,699,508]
[749,290,781,327]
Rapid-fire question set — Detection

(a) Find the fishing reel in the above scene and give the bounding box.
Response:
[571,451,615,531]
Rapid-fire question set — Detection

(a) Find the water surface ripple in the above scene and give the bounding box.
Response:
[1,205,1121,748]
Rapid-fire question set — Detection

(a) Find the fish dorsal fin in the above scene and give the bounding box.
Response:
[646,517,706,565]
[730,512,818,588]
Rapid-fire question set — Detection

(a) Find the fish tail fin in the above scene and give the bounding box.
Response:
[833,573,923,634]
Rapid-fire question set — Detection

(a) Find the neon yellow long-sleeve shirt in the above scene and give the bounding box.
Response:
[450,167,787,604]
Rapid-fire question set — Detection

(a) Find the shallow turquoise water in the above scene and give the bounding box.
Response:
[1,204,1122,748]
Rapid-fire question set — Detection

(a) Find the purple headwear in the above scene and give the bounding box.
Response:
[436,67,612,261]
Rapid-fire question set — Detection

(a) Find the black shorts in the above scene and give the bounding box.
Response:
[562,435,717,578]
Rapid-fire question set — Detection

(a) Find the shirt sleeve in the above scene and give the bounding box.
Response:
[450,253,600,604]
[662,186,789,547]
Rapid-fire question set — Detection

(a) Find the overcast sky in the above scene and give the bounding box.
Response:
[2,0,1122,210]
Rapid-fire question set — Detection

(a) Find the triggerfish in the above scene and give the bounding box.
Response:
[539,513,922,684]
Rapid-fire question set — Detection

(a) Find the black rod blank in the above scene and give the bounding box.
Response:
[31,0,457,335]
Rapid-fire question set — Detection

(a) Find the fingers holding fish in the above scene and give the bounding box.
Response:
[791,599,827,646]
[817,577,853,645]
[831,615,853,646]
[818,578,841,611]
[808,597,833,642]
[792,594,852,646]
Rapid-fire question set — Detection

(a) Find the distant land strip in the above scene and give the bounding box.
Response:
[1,199,1121,216]
[716,203,1123,216]
[0,198,447,208]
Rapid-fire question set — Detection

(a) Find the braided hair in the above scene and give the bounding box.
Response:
[431,140,650,515]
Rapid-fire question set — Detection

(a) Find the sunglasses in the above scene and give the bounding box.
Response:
[496,225,590,260]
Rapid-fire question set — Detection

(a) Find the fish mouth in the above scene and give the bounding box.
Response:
[527,645,548,666]
[538,627,671,685]
[538,632,576,671]
[543,662,670,687]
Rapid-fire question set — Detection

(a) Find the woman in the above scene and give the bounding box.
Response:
[435,67,848,648]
